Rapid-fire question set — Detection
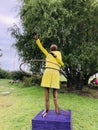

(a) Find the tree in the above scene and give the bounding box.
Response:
[0,49,2,57]
[10,0,98,89]
[0,48,2,67]
[61,0,98,88]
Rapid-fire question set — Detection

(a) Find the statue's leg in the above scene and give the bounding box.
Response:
[53,89,59,114]
[45,87,50,111]
[41,87,49,117]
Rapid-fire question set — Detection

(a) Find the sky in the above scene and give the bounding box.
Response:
[0,0,21,71]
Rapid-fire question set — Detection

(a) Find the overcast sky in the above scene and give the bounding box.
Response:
[0,0,21,71]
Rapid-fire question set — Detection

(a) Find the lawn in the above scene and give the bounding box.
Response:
[0,79,98,130]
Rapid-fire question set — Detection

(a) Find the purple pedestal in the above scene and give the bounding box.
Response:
[32,110,72,130]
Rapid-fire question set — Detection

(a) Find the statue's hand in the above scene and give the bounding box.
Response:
[32,32,38,40]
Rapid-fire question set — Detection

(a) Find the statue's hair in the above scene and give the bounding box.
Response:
[32,32,37,36]
[50,44,58,51]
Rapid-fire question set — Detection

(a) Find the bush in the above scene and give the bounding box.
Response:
[22,75,41,87]
[32,75,41,85]
[11,71,28,80]
[23,77,33,87]
[0,69,11,79]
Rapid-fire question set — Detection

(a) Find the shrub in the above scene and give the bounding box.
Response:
[23,77,33,87]
[11,71,27,80]
[22,75,41,87]
[0,69,11,79]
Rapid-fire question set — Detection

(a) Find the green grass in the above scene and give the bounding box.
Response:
[0,79,98,130]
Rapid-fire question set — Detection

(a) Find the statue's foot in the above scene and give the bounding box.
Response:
[41,110,49,118]
[55,107,61,114]
[55,110,60,114]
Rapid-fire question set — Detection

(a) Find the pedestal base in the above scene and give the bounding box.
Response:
[32,110,72,130]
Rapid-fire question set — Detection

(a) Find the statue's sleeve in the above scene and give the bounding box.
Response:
[36,39,48,56]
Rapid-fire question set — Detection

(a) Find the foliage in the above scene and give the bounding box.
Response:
[31,75,41,85]
[10,0,98,88]
[62,0,98,87]
[0,68,41,87]
[22,76,33,87]
[22,75,41,87]
[0,48,2,66]
[0,48,2,57]
[11,70,28,80]
[0,69,11,79]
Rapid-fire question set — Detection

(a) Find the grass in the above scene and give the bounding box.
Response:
[0,79,98,130]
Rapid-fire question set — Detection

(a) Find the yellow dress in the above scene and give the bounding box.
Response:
[35,39,64,89]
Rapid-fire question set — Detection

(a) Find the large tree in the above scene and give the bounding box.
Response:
[10,0,98,89]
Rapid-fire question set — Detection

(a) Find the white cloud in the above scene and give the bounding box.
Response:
[1,48,20,71]
[0,0,22,71]
[0,14,18,25]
